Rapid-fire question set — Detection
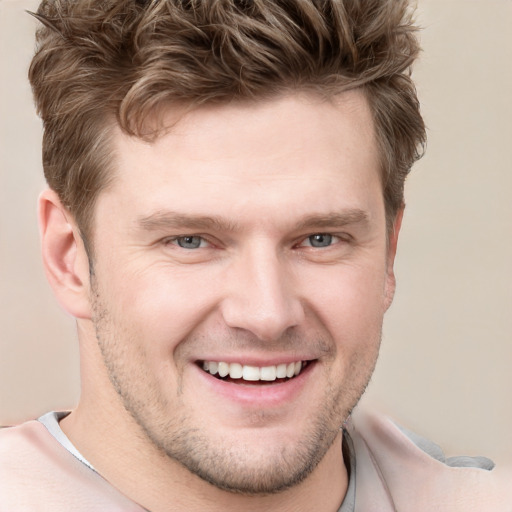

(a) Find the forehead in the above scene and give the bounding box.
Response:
[97,90,382,232]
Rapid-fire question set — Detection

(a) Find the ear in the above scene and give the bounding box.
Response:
[383,207,404,310]
[38,189,92,319]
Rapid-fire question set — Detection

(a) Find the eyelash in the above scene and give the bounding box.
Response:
[162,232,349,251]
[297,233,343,249]
[162,235,211,249]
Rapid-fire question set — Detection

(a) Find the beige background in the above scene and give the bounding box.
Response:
[1,0,511,466]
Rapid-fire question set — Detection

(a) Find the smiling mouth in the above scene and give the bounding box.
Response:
[199,360,312,384]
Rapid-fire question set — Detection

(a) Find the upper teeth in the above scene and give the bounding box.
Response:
[202,361,303,381]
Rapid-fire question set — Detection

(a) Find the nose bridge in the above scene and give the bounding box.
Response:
[221,240,304,341]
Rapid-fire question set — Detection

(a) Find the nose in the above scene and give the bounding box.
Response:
[220,243,305,342]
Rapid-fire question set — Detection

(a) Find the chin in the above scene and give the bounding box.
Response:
[164,424,341,495]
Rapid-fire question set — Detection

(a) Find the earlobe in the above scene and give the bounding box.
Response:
[384,208,404,310]
[38,189,92,319]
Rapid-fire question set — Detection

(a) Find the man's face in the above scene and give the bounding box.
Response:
[86,91,397,494]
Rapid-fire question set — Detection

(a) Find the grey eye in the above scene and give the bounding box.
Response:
[308,234,333,247]
[176,236,203,249]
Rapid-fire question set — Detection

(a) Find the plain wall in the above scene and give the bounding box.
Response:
[1,0,511,466]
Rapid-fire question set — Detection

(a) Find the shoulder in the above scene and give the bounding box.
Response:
[0,419,143,511]
[347,409,512,512]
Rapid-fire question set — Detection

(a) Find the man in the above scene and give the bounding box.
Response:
[0,0,510,510]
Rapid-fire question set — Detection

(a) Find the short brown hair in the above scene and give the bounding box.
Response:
[29,0,426,242]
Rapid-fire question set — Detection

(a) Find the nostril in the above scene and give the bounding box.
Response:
[220,271,305,342]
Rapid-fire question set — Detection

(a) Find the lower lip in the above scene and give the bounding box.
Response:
[194,361,316,407]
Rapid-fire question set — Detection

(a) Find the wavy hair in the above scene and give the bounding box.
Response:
[29,0,426,241]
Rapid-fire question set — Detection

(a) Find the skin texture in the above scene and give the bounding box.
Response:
[40,90,401,512]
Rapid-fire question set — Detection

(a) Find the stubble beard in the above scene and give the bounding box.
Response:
[91,287,380,496]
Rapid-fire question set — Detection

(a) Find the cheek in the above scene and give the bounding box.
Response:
[102,265,223,354]
[300,261,389,339]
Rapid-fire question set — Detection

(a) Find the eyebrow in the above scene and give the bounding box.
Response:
[136,211,241,232]
[294,209,370,231]
[136,208,370,233]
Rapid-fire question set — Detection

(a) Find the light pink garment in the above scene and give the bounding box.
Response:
[0,420,145,511]
[348,410,512,512]
[1,413,511,511]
